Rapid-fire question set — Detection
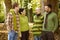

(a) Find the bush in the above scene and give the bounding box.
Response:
[0,12,5,23]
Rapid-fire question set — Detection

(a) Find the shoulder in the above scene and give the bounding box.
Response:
[40,15,44,19]
[34,15,36,18]
[9,9,14,14]
[50,12,57,19]
[52,12,57,16]
[10,9,14,12]
[7,12,12,16]
[25,16,28,20]
[25,16,28,18]
[44,12,47,14]
[24,16,28,21]
[43,12,47,16]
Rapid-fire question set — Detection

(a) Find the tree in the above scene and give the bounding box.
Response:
[4,0,12,13]
[0,1,5,23]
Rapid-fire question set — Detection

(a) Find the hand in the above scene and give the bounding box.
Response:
[19,34,22,38]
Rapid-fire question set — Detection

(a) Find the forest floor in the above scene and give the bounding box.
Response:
[0,23,60,40]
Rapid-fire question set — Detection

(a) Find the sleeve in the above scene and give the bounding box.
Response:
[5,13,12,31]
[53,14,58,32]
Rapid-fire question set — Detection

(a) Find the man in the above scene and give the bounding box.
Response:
[6,3,21,40]
[32,7,44,40]
[42,4,58,40]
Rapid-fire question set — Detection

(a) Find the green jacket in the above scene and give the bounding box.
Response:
[10,9,29,33]
[20,14,29,32]
[32,14,44,36]
[43,12,58,32]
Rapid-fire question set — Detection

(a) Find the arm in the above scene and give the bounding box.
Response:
[5,13,12,31]
[53,14,58,32]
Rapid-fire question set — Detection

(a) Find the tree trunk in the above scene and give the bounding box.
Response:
[4,0,12,13]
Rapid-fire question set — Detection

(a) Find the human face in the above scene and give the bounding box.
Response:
[35,8,41,14]
[15,6,19,11]
[21,10,26,15]
[44,6,49,12]
[48,8,51,12]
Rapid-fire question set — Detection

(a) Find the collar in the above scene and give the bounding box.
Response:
[36,13,41,16]
[48,11,52,15]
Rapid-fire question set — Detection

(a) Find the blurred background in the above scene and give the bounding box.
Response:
[0,0,60,40]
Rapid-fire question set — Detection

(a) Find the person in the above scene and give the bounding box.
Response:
[6,2,21,40]
[41,4,58,40]
[19,8,29,40]
[32,7,44,40]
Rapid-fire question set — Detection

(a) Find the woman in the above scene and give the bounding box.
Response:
[19,8,29,40]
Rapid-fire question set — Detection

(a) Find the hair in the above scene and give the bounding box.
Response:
[47,4,52,9]
[19,8,24,14]
[12,2,19,9]
[36,7,41,10]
